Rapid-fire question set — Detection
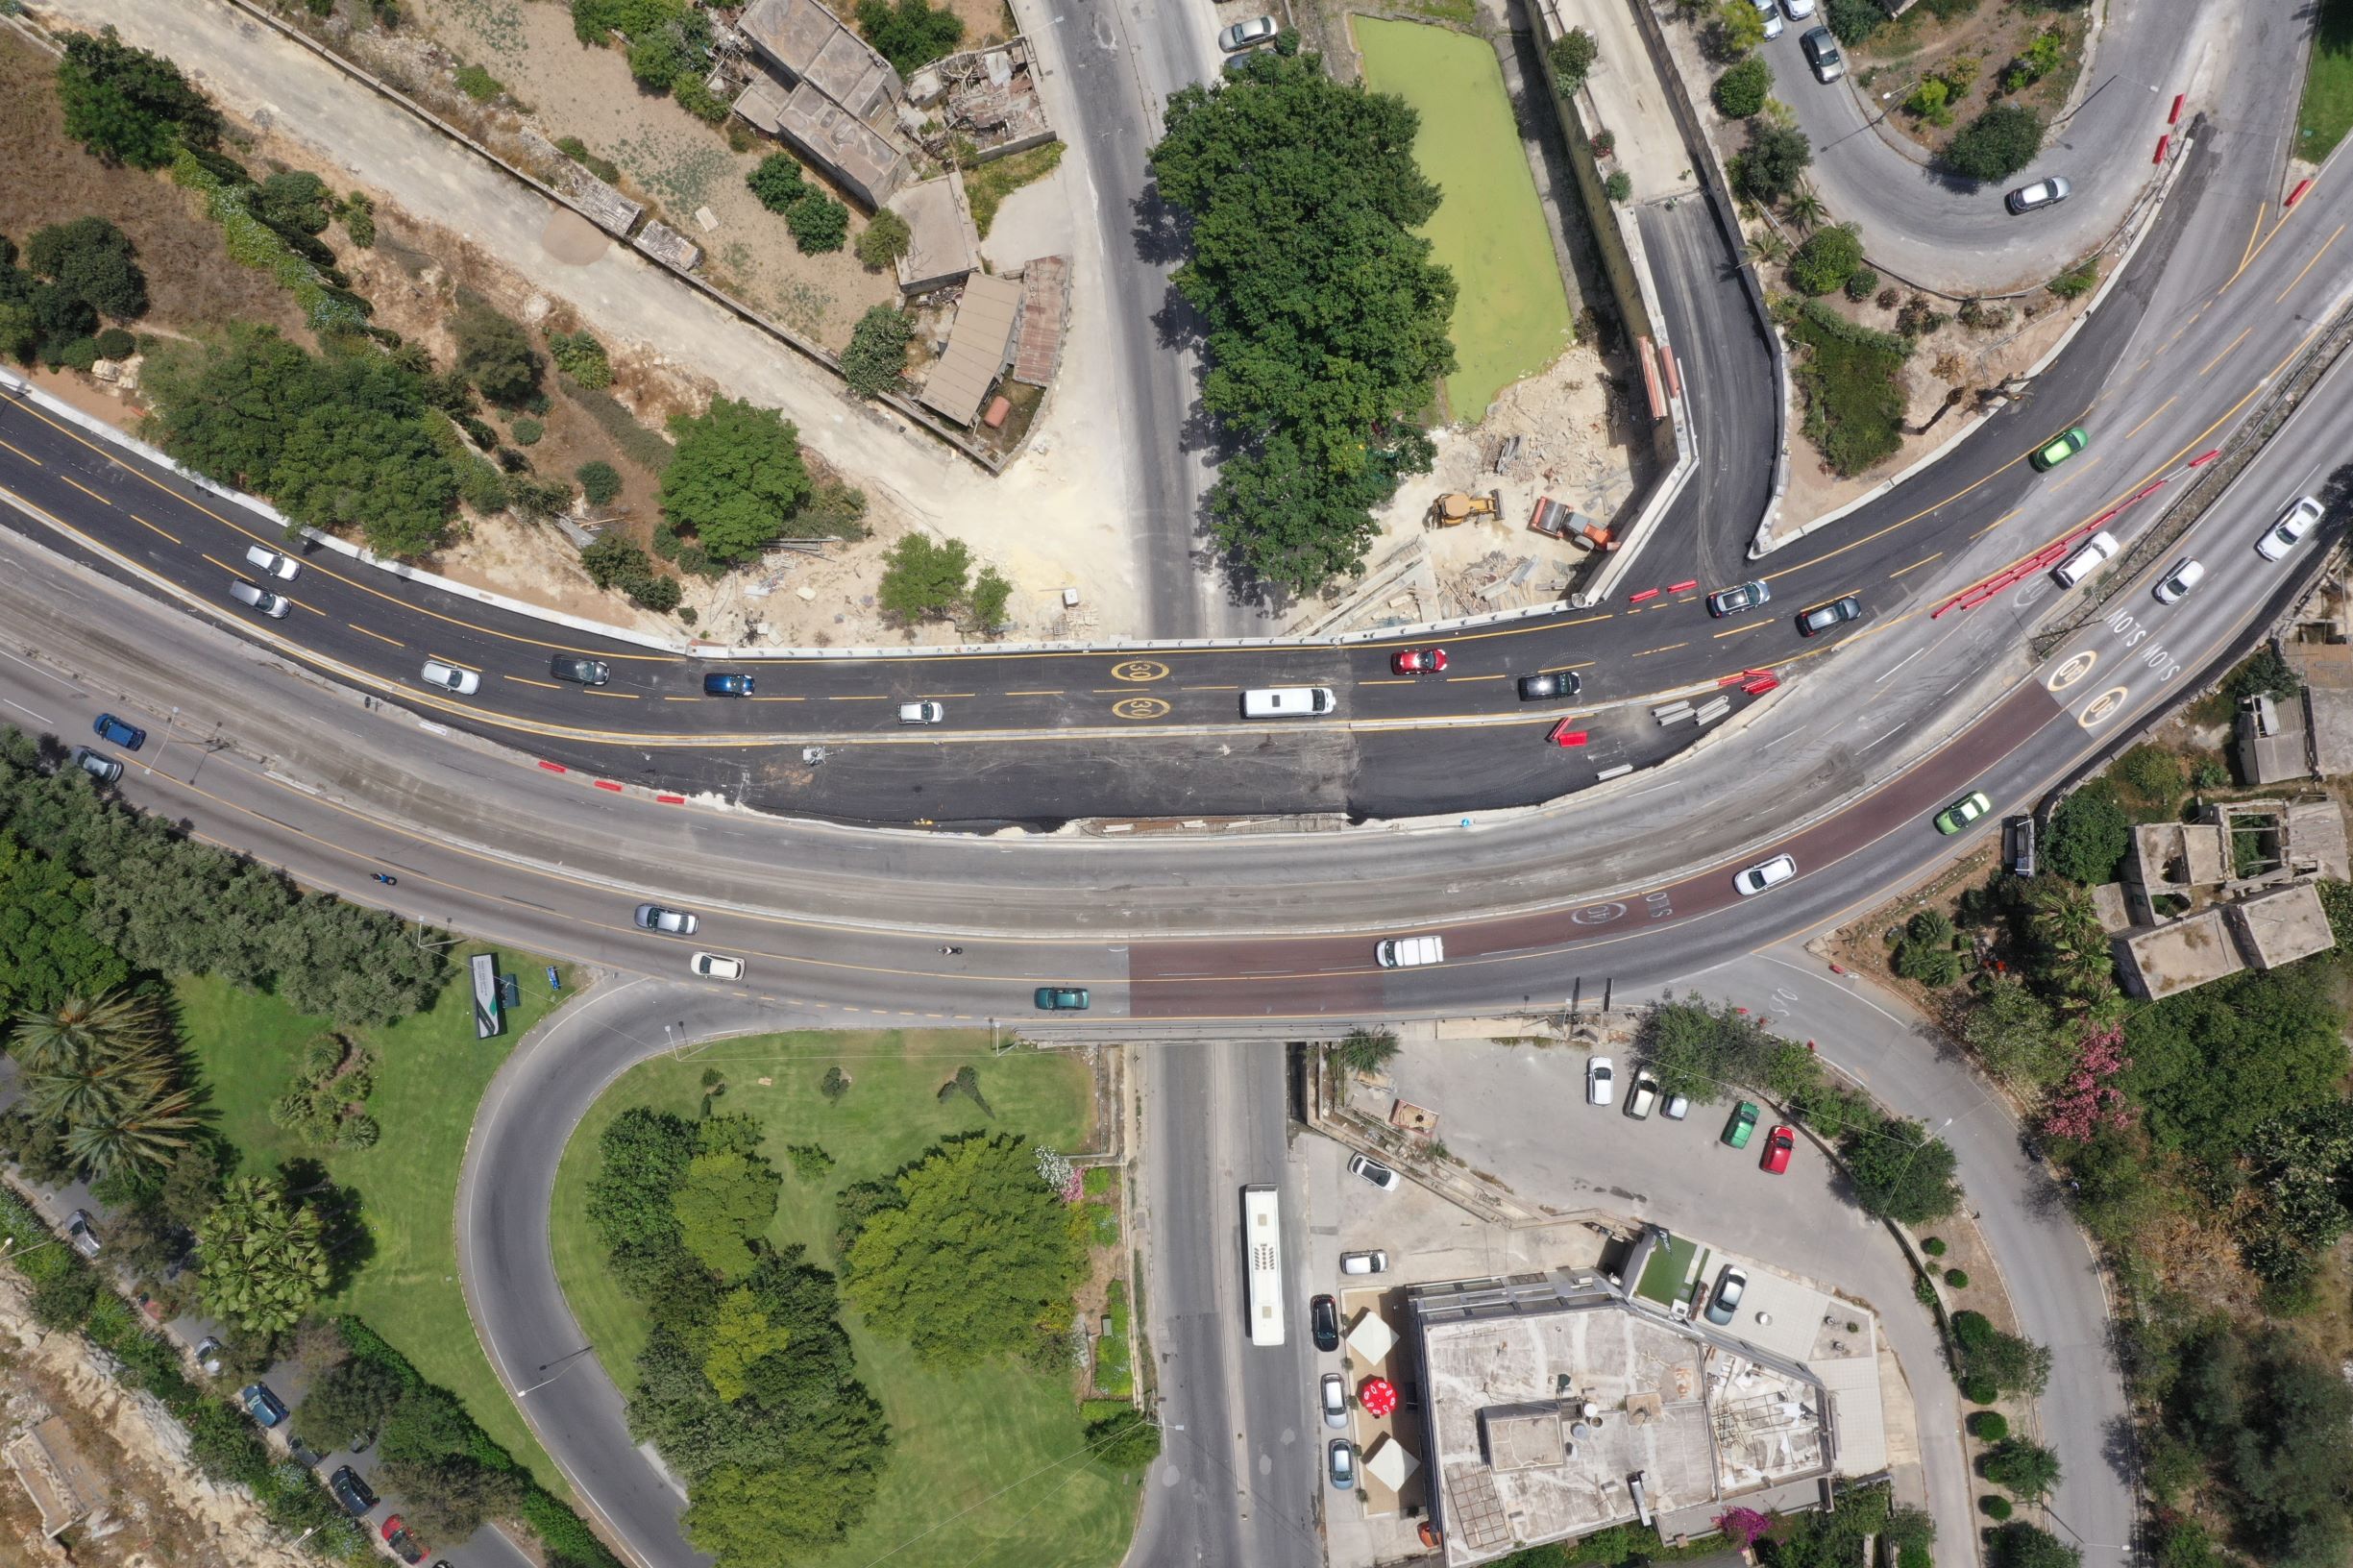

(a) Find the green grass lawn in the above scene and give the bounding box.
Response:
[175,944,576,1492]
[1356,17,1573,419]
[551,1032,1137,1568]
[2301,0,2353,163]
[1786,305,1912,477]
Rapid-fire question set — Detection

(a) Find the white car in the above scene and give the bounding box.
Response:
[1662,1092,1690,1121]
[1586,1055,1615,1107]
[2152,557,2206,604]
[420,658,481,695]
[1320,1372,1349,1429]
[1779,0,1815,16]
[1625,1070,1659,1120]
[897,700,944,724]
[2051,529,2119,589]
[1347,1154,1402,1190]
[1340,1249,1388,1275]
[2257,496,2322,561]
[245,543,302,579]
[1749,0,1784,37]
[1733,853,1797,895]
[690,951,745,980]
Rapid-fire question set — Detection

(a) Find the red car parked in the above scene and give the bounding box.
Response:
[1761,1125,1796,1175]
[381,1516,426,1565]
[1391,648,1449,674]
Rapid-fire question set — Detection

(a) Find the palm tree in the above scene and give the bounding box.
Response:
[1751,228,1791,264]
[10,990,163,1073]
[65,1083,202,1179]
[1781,183,1826,232]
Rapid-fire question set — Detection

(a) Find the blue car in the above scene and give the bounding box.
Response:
[703,672,755,698]
[240,1383,288,1428]
[93,713,146,749]
[1034,986,1090,1012]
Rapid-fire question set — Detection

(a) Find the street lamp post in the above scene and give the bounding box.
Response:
[519,1344,598,1398]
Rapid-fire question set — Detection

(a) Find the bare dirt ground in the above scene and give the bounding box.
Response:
[0,28,307,343]
[0,1273,306,1568]
[387,0,901,351]
[1847,0,2090,162]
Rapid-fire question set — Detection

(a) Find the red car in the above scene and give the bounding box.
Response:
[1391,648,1449,674]
[1761,1125,1796,1175]
[381,1517,426,1565]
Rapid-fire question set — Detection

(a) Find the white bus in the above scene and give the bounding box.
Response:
[1242,1185,1285,1347]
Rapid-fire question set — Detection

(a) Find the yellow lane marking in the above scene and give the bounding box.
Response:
[2274,223,2343,305]
[1632,643,1687,658]
[129,512,179,545]
[749,695,804,701]
[1184,684,1238,691]
[663,695,701,701]
[586,688,640,698]
[1890,552,1943,577]
[349,623,404,649]
[1359,678,1413,687]
[2236,203,2267,276]
[1540,661,1596,673]
[1006,690,1066,697]
[1711,620,1772,639]
[1970,509,2017,541]
[2197,327,2251,377]
[827,694,887,701]
[0,438,41,466]
[2122,397,2175,442]
[62,476,112,506]
[504,675,562,691]
[1444,674,1507,683]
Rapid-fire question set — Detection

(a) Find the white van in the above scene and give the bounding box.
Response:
[1376,934,1445,968]
[2050,530,2118,589]
[1241,686,1335,719]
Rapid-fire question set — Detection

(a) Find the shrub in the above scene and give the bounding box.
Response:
[2116,744,2182,802]
[555,135,623,184]
[1590,130,1616,159]
[1945,1267,1971,1287]
[2047,259,2098,300]
[1906,77,1951,127]
[856,0,965,75]
[855,207,913,270]
[1605,171,1632,203]
[2047,783,2130,883]
[94,327,137,359]
[27,215,149,320]
[1734,122,1814,204]
[510,416,544,446]
[577,460,623,505]
[673,73,731,124]
[840,305,913,398]
[786,191,849,254]
[878,534,972,623]
[1962,1374,2000,1405]
[1922,1237,1946,1256]
[627,31,689,89]
[1712,57,1769,117]
[1945,105,2046,183]
[747,153,807,212]
[1969,1410,2009,1441]
[1981,1495,2014,1520]
[970,566,1012,631]
[1844,266,1879,302]
[453,302,541,406]
[1789,224,1865,296]
[546,329,613,389]
[1826,0,1884,44]
[453,63,503,102]
[1549,27,1599,93]
[56,27,224,169]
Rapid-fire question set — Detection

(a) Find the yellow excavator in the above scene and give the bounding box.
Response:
[1426,489,1504,527]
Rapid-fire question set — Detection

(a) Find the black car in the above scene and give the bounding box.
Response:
[551,653,611,686]
[703,672,755,697]
[1516,671,1582,701]
[1311,1293,1340,1352]
[330,1465,379,1517]
[1706,580,1770,618]
[1797,595,1862,636]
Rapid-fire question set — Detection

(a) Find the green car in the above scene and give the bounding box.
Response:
[1034,986,1090,1012]
[1935,790,1994,835]
[1723,1101,1759,1149]
[2028,427,2088,473]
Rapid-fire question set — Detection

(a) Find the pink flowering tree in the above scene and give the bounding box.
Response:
[1717,1507,1774,1550]
[1035,1146,1085,1203]
[2040,1026,2133,1142]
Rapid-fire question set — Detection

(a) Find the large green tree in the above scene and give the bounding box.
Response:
[55,28,223,169]
[659,398,813,565]
[1841,1114,1963,1225]
[25,217,148,321]
[2124,963,2346,1168]
[1945,105,2047,183]
[1149,54,1456,594]
[844,1132,1089,1365]
[293,1357,410,1454]
[672,1149,782,1283]
[195,1173,333,1335]
[270,403,458,557]
[1637,996,1778,1106]
[0,838,131,1016]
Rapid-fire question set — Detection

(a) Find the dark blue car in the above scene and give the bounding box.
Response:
[93,713,146,749]
[240,1383,288,1428]
[702,672,755,697]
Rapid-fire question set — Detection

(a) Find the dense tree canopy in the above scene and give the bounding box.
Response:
[660,398,813,564]
[844,1132,1089,1365]
[855,0,964,74]
[2165,1324,2353,1568]
[1637,997,1779,1106]
[453,302,541,406]
[0,837,130,1016]
[25,217,147,321]
[2045,782,2130,883]
[55,28,222,169]
[1842,1114,1964,1225]
[1149,54,1456,594]
[196,1174,332,1335]
[1945,105,2047,183]
[2123,963,2346,1168]
[840,305,913,398]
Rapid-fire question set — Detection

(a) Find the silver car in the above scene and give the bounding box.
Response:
[1321,1372,1349,1429]
[228,578,291,619]
[244,543,303,579]
[2004,177,2071,215]
[65,1210,101,1259]
[1217,15,1278,51]
[1705,1264,1748,1326]
[1339,1249,1388,1275]
[634,903,699,936]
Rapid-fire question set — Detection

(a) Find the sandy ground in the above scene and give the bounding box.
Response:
[1302,339,1631,631]
[0,1272,306,1568]
[26,0,1151,644]
[395,0,900,350]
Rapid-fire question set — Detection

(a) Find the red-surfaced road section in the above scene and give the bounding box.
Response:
[1127,680,2065,1018]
